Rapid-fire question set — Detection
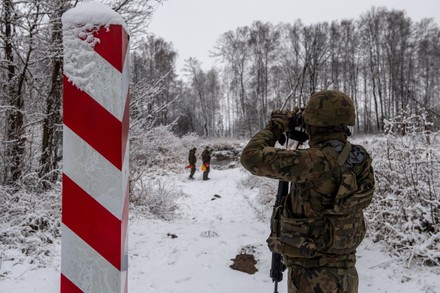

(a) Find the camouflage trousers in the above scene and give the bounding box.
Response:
[287,265,358,293]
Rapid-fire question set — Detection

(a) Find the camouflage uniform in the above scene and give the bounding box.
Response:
[188,148,197,179]
[201,146,211,180]
[241,90,375,293]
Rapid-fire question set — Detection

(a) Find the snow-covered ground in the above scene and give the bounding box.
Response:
[1,167,440,292]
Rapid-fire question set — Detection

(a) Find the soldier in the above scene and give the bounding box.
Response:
[201,146,211,180]
[241,90,375,293]
[188,147,197,179]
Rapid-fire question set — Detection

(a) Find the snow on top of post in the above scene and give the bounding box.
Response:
[62,1,129,100]
[62,1,128,32]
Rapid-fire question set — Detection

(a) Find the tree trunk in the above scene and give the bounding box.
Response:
[3,0,25,185]
[39,1,65,187]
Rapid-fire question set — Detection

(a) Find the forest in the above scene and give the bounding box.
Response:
[0,0,440,189]
[0,1,439,284]
[1,0,440,188]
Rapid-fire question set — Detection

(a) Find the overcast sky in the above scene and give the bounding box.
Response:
[147,0,440,73]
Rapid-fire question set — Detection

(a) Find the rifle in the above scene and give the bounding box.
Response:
[270,93,306,292]
[270,180,289,293]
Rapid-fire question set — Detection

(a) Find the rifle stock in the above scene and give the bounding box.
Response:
[269,180,289,292]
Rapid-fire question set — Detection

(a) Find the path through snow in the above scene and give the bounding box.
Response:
[128,168,282,292]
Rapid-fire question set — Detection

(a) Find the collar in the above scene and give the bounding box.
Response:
[308,131,348,147]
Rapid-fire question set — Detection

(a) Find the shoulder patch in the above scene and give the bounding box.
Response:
[346,144,367,169]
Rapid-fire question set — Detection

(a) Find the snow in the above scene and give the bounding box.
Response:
[61,1,128,31]
[1,166,439,292]
[2,1,439,292]
[62,1,129,100]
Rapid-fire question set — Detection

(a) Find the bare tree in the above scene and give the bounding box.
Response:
[248,21,280,129]
[302,23,331,94]
[414,18,440,115]
[38,0,69,188]
[276,21,309,108]
[204,68,221,136]
[0,0,166,188]
[359,7,387,131]
[382,10,412,116]
[1,0,43,185]
[107,0,164,38]
[214,27,252,137]
[184,58,210,137]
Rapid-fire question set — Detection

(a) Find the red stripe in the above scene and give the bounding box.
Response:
[62,174,122,270]
[63,76,123,170]
[61,274,83,293]
[93,25,129,72]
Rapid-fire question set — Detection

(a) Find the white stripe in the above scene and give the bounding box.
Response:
[61,224,124,293]
[63,125,128,219]
[63,29,128,121]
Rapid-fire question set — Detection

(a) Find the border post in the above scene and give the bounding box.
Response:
[61,2,130,292]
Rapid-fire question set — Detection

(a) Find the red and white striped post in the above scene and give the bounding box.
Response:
[61,2,129,292]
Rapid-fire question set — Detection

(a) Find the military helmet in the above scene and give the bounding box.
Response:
[302,90,355,126]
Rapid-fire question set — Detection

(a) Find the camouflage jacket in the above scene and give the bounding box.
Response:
[240,122,375,267]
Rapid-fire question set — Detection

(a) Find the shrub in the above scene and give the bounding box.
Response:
[130,177,184,221]
[364,117,440,266]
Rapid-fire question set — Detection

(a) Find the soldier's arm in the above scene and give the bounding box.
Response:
[240,124,326,183]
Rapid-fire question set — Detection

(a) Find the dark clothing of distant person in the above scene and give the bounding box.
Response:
[188,148,197,179]
[201,147,211,180]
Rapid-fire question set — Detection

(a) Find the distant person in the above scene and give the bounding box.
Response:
[201,146,211,180]
[188,147,197,179]
[241,90,375,293]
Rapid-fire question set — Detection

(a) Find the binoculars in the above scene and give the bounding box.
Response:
[279,111,309,145]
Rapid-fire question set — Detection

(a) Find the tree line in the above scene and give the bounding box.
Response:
[135,7,440,138]
[186,8,440,138]
[1,1,439,188]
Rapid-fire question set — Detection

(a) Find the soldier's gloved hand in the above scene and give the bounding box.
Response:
[270,110,290,132]
[291,106,300,116]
